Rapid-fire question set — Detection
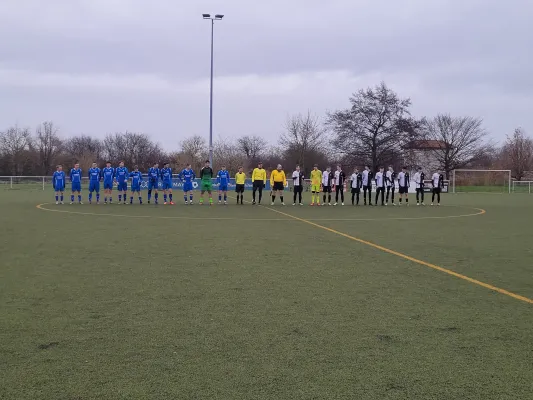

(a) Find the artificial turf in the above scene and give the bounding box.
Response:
[0,188,532,399]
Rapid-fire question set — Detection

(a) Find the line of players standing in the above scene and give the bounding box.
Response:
[300,164,444,206]
[50,161,217,205]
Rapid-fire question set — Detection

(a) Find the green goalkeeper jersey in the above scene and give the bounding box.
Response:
[200,167,213,181]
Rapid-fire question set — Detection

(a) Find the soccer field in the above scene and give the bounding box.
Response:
[1,189,532,400]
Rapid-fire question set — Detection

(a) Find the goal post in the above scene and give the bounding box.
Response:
[512,181,533,193]
[451,170,511,193]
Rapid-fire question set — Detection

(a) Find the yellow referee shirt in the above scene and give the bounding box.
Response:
[235,172,246,185]
[270,169,287,186]
[251,168,267,184]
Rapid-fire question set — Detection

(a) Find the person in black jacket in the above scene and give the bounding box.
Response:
[333,165,346,205]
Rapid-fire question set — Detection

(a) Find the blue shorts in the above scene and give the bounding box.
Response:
[89,181,100,193]
[71,182,81,192]
[54,184,65,192]
[183,182,193,192]
[117,182,128,192]
[131,184,141,192]
[148,180,158,190]
[104,181,113,190]
[219,185,228,192]
[162,181,172,190]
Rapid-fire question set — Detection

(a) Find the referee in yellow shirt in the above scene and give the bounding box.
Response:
[251,162,267,205]
[270,164,287,205]
[235,166,246,205]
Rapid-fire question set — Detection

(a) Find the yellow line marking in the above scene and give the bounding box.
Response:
[262,205,533,305]
[35,203,291,221]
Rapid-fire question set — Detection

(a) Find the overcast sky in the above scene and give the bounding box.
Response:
[1,0,531,149]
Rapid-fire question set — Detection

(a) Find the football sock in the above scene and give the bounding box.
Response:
[60,195,63,202]
[184,195,187,202]
[164,194,167,202]
[139,196,142,204]
[218,194,222,201]
[71,194,74,202]
[189,195,193,202]
[130,196,133,203]
[78,195,82,202]
[280,196,284,203]
[155,193,159,202]
[147,190,152,201]
[224,194,227,202]
[169,193,173,202]
[96,194,100,202]
[272,195,276,202]
[55,195,58,202]
[89,193,92,201]
[118,195,122,202]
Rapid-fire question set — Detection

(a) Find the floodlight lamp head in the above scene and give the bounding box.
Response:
[214,14,224,19]
[202,13,211,19]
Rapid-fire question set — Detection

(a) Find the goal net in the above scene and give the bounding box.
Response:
[512,181,533,194]
[451,170,511,193]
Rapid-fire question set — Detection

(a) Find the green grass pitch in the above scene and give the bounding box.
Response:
[1,188,532,399]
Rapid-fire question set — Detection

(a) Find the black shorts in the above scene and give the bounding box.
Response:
[235,184,245,193]
[433,187,441,194]
[351,188,360,194]
[363,185,371,191]
[253,181,264,189]
[322,186,331,193]
[399,186,408,194]
[273,182,284,191]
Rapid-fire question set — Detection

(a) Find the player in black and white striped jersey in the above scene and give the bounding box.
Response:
[374,167,386,206]
[431,171,444,206]
[333,165,346,206]
[414,167,426,206]
[362,165,373,206]
[350,168,363,205]
[385,165,396,206]
[397,166,409,206]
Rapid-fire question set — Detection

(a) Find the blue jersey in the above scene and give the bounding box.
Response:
[88,168,101,182]
[70,168,82,183]
[115,167,129,182]
[148,167,160,182]
[217,170,230,186]
[53,171,65,187]
[179,168,196,183]
[161,167,172,182]
[102,167,114,182]
[130,171,143,186]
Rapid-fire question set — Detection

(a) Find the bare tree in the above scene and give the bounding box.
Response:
[500,128,533,181]
[64,135,104,171]
[237,135,267,161]
[421,114,490,178]
[180,135,208,171]
[279,111,327,171]
[35,121,62,175]
[213,137,243,174]
[0,126,34,175]
[103,132,163,170]
[327,82,411,171]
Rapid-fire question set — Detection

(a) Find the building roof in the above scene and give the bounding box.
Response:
[405,140,447,150]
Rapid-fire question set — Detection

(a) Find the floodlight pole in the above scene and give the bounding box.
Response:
[209,18,214,168]
[203,14,223,168]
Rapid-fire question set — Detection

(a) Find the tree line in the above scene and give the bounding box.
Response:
[1,82,532,180]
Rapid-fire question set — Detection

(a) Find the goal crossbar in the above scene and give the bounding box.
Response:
[451,169,511,194]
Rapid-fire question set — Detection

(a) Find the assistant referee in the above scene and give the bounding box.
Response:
[251,162,267,205]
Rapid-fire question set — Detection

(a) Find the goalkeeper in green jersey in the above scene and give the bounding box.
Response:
[199,160,214,205]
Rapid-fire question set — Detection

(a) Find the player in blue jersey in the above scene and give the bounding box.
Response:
[179,164,196,204]
[147,162,160,204]
[129,165,143,204]
[52,165,66,204]
[102,161,114,204]
[161,162,174,205]
[88,162,101,204]
[115,161,129,204]
[69,163,83,204]
[217,165,231,205]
